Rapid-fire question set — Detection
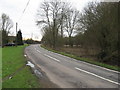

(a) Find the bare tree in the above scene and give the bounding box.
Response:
[1,13,13,33]
[0,13,13,46]
[64,8,80,47]
[76,2,119,64]
[36,0,66,48]
[36,0,80,47]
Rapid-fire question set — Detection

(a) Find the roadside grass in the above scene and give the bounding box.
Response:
[2,45,40,88]
[41,45,120,72]
[0,47,2,89]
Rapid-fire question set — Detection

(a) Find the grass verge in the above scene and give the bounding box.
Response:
[0,47,2,89]
[2,45,40,88]
[41,45,120,72]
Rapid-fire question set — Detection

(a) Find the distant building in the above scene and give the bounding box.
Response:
[8,36,16,43]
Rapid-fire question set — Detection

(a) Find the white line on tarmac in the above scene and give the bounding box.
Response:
[54,52,119,73]
[44,54,60,62]
[75,67,120,85]
[73,60,120,74]
[40,46,119,73]
[37,50,41,53]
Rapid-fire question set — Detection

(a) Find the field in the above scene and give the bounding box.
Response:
[2,45,40,88]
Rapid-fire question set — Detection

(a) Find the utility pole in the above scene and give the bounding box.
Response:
[16,22,18,46]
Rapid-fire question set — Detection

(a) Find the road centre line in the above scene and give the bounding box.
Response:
[37,50,41,53]
[75,67,120,85]
[54,52,119,73]
[73,59,120,74]
[44,54,60,62]
[40,46,119,73]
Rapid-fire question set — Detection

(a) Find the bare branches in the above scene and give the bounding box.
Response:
[64,8,80,37]
[1,13,13,32]
[36,1,80,47]
[0,13,13,46]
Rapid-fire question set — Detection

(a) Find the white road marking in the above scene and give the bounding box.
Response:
[73,60,120,74]
[75,67,120,85]
[44,54,60,62]
[37,50,41,53]
[40,46,119,73]
[56,53,119,73]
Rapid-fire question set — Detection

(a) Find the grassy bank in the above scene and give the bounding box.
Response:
[0,48,2,89]
[41,45,120,72]
[2,45,40,88]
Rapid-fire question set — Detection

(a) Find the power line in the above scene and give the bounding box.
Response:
[18,0,31,23]
[22,0,31,14]
[15,0,31,45]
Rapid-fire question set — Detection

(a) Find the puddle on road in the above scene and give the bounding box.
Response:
[34,69,43,78]
[26,61,43,78]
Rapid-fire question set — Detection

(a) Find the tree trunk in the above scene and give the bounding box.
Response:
[69,35,73,47]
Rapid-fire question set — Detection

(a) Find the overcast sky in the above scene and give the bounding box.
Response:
[0,0,101,41]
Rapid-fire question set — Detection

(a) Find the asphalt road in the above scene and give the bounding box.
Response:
[25,44,120,88]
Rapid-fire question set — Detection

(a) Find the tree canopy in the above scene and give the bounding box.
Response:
[16,30,23,45]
